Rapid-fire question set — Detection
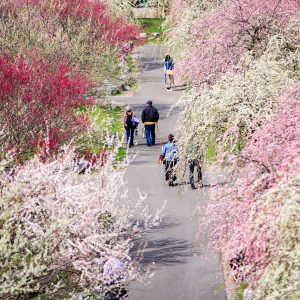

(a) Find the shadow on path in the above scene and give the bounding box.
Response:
[142,238,199,266]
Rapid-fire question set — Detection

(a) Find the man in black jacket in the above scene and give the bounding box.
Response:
[141,100,159,146]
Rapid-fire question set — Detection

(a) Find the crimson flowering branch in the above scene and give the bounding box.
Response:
[0,0,138,85]
[0,54,91,159]
[238,156,271,174]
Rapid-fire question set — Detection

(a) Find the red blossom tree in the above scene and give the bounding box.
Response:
[0,0,138,85]
[51,0,138,47]
[0,55,92,159]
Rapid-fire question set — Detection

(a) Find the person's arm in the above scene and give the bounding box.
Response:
[123,113,127,127]
[162,144,167,157]
[155,109,159,122]
[141,109,145,123]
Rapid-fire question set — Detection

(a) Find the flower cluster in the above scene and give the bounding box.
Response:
[0,149,160,299]
[174,35,299,159]
[0,2,146,298]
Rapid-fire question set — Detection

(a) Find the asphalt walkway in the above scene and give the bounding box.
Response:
[114,44,226,300]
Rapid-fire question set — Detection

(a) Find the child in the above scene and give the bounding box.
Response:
[162,134,178,186]
[124,106,139,148]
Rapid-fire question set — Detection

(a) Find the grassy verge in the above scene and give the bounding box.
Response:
[138,18,165,42]
[127,55,137,73]
[236,282,248,300]
[138,18,164,33]
[76,105,126,160]
[205,142,216,161]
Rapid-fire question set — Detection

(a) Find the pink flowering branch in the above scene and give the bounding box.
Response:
[170,0,300,84]
[201,84,300,295]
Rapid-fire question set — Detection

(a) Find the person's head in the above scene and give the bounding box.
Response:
[125,105,132,113]
[165,53,171,61]
[168,134,174,142]
[146,100,152,106]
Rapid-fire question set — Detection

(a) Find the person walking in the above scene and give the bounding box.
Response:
[141,100,159,146]
[187,142,203,189]
[164,53,174,91]
[124,106,138,148]
[162,134,178,186]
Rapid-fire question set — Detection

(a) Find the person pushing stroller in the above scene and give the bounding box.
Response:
[164,53,175,91]
[162,134,178,186]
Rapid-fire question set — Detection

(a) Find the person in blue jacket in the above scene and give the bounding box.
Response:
[124,106,138,148]
[164,53,174,90]
[162,134,178,186]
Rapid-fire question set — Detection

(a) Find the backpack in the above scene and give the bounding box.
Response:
[125,114,133,126]
[132,116,140,126]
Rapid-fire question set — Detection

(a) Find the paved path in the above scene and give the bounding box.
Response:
[114,44,226,300]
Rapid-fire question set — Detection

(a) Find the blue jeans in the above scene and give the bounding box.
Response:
[125,126,135,147]
[144,124,155,146]
[165,160,177,182]
[189,160,202,186]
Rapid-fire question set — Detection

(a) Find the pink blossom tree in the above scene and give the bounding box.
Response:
[168,1,300,297]
[169,0,300,85]
[202,85,300,298]
[0,0,138,158]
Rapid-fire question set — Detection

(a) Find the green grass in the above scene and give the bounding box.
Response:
[205,142,216,161]
[76,105,124,156]
[138,18,164,34]
[236,282,248,300]
[79,105,123,134]
[127,55,137,73]
[108,106,124,133]
[112,90,123,96]
[116,147,126,161]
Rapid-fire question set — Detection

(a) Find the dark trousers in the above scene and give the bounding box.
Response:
[145,124,155,146]
[165,160,177,182]
[189,159,202,186]
[125,126,135,147]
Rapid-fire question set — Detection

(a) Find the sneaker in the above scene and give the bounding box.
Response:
[198,180,204,188]
[168,180,174,187]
